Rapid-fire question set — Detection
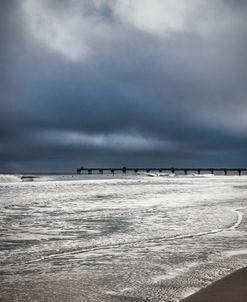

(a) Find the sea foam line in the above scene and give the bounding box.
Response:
[229,209,243,230]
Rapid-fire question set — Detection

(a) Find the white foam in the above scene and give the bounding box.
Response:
[229,209,243,230]
[138,172,176,177]
[1,176,247,272]
[0,174,22,183]
[146,173,159,177]
[190,173,215,177]
[225,249,247,256]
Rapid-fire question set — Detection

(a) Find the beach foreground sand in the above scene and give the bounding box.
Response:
[180,267,247,302]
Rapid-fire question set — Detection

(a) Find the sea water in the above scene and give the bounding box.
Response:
[0,174,247,301]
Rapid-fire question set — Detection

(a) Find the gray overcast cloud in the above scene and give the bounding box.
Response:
[1,0,247,172]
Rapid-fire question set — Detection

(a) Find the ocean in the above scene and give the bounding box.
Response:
[1,174,247,301]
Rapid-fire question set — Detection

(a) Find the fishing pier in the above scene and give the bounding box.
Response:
[76,167,247,176]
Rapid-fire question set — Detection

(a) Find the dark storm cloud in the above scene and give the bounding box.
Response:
[1,0,247,172]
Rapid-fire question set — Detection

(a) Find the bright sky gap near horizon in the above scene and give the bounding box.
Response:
[1,0,247,172]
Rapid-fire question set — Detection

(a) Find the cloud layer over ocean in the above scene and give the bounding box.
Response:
[1,0,247,171]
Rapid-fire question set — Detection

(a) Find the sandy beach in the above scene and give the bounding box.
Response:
[181,267,247,302]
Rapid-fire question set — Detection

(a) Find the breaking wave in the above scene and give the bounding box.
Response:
[0,174,22,183]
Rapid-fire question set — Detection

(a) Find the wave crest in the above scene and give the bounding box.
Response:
[0,174,22,183]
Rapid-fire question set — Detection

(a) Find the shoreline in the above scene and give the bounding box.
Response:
[180,267,247,302]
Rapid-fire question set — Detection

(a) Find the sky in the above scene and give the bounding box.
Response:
[1,0,247,172]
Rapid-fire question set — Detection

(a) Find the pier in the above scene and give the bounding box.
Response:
[76,167,247,176]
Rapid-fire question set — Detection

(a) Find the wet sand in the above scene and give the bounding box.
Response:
[180,267,247,302]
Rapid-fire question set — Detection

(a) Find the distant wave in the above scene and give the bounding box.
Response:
[0,174,22,183]
[189,173,215,177]
[139,172,176,177]
[140,172,215,178]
